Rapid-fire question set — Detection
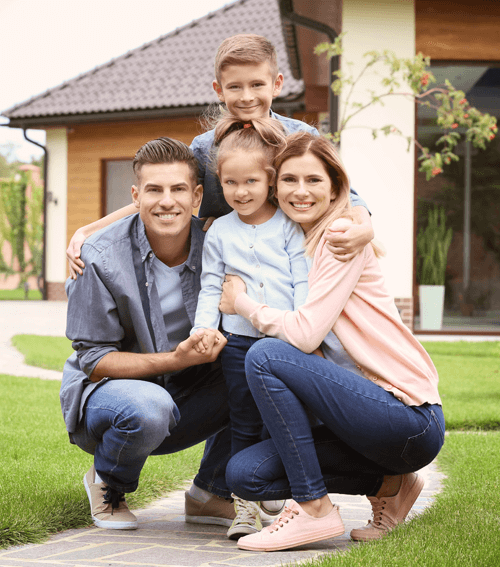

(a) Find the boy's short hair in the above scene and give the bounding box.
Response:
[132,137,199,185]
[214,34,279,83]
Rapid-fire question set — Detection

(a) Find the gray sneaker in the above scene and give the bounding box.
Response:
[83,466,138,530]
[185,491,236,527]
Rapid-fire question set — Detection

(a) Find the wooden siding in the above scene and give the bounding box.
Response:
[66,118,201,248]
[416,0,500,60]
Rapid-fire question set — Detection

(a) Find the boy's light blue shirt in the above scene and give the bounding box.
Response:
[193,208,309,338]
[191,110,368,218]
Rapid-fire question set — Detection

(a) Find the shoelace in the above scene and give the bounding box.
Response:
[232,496,260,524]
[269,505,299,532]
[369,498,396,530]
[102,486,125,514]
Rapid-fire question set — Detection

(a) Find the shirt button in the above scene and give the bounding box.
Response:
[149,252,153,258]
[145,282,149,287]
[260,283,264,288]
[191,265,196,270]
[250,244,254,248]
[252,225,256,229]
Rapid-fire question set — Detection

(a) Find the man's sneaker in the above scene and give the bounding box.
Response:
[227,495,262,540]
[185,491,236,527]
[260,500,286,517]
[83,466,138,530]
[237,500,345,551]
[350,472,424,541]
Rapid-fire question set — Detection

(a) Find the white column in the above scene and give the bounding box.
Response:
[341,0,415,299]
[45,129,68,286]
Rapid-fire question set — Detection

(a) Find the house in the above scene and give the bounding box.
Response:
[2,0,500,336]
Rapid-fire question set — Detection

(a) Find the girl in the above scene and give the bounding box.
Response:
[191,115,309,540]
[220,131,445,552]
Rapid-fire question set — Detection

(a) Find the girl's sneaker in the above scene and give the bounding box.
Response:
[237,500,345,552]
[227,495,262,540]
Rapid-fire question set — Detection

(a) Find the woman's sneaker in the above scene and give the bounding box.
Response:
[227,495,262,540]
[260,500,286,517]
[237,500,345,551]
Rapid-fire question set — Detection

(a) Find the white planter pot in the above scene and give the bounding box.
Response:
[419,285,445,330]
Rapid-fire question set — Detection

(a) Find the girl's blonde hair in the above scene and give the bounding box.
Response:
[274,132,384,258]
[213,115,286,202]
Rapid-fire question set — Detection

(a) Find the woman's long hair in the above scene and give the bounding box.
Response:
[274,132,384,258]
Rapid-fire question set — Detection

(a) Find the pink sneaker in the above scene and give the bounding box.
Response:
[237,500,345,552]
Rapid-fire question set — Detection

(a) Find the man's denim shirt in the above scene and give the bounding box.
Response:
[191,109,368,218]
[60,213,205,434]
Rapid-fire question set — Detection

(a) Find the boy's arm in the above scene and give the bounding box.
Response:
[67,204,137,279]
[284,220,310,309]
[324,208,374,261]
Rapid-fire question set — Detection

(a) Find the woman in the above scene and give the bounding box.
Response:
[219,132,445,552]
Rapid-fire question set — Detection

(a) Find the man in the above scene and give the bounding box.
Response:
[61,137,235,530]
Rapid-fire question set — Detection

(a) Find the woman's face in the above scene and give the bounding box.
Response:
[276,152,334,233]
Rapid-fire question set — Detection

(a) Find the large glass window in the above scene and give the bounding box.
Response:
[416,64,500,333]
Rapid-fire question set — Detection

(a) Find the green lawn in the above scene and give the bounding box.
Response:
[0,289,43,300]
[12,335,73,371]
[2,338,500,563]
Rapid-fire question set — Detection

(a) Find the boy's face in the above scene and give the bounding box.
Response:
[213,62,284,121]
[131,162,202,249]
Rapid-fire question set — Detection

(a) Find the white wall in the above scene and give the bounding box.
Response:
[341,0,415,298]
[45,129,68,284]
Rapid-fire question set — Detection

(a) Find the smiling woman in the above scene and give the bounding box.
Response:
[221,131,445,552]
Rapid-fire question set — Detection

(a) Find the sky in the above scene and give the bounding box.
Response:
[0,0,231,162]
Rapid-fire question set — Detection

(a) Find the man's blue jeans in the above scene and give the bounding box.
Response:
[226,339,445,502]
[72,361,232,496]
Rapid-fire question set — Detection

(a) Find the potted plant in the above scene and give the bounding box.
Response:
[417,206,453,330]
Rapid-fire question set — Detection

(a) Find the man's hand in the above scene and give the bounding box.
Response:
[67,228,87,279]
[172,329,226,369]
[324,207,374,262]
[220,275,247,314]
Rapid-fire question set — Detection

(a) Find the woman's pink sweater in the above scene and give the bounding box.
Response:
[234,237,441,407]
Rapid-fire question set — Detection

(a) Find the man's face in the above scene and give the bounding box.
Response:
[213,62,284,122]
[131,162,202,249]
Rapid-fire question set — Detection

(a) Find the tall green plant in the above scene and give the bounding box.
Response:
[417,206,453,285]
[0,171,43,289]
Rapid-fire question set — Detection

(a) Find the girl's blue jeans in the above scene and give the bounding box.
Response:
[226,339,445,503]
[72,361,232,496]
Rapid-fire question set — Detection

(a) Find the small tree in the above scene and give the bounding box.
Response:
[0,170,44,293]
[315,34,497,179]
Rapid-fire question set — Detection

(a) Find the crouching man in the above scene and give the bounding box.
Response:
[60,137,235,530]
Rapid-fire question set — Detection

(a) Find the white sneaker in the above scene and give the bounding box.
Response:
[260,500,286,516]
[226,495,262,540]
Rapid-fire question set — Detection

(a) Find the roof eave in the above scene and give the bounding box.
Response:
[2,97,306,130]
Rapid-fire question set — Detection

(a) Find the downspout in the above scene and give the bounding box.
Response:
[23,129,48,300]
[279,3,339,134]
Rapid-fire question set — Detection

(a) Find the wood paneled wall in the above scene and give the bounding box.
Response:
[66,117,201,247]
[416,0,500,60]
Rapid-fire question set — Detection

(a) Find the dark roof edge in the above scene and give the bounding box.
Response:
[2,99,306,129]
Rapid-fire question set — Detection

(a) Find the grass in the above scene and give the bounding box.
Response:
[2,338,500,558]
[0,375,204,549]
[421,341,500,430]
[11,335,73,371]
[0,289,43,300]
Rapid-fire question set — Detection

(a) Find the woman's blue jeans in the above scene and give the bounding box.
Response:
[226,339,445,503]
[72,361,232,496]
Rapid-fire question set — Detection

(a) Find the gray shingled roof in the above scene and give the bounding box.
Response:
[3,0,304,124]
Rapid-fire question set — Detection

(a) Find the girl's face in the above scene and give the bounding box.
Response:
[276,152,334,233]
[219,149,276,225]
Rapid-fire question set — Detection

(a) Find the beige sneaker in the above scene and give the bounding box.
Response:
[350,472,424,541]
[227,495,262,540]
[184,491,236,527]
[83,466,138,530]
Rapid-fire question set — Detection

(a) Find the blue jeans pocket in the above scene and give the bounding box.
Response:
[401,409,445,469]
